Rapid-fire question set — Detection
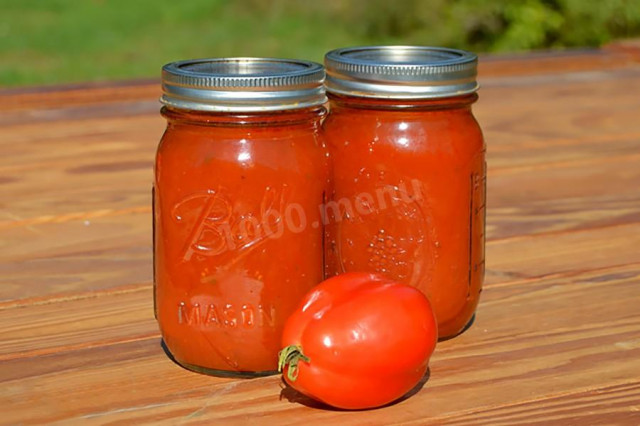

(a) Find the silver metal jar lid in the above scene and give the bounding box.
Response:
[160,58,326,112]
[324,46,478,99]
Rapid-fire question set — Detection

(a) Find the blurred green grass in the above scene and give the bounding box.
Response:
[1,0,640,87]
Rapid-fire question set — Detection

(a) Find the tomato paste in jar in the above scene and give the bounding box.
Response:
[322,47,486,339]
[154,58,328,375]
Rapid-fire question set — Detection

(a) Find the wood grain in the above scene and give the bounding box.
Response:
[1,46,640,424]
[1,219,639,362]
[1,264,638,425]
[428,381,640,425]
[478,44,640,77]
[2,69,639,301]
[0,286,154,360]
[0,214,151,302]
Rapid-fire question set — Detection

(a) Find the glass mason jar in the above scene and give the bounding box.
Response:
[322,47,486,339]
[154,58,328,376]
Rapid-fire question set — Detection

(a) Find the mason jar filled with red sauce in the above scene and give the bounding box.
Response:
[155,58,328,376]
[323,47,486,339]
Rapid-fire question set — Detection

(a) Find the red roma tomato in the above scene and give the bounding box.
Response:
[278,272,437,410]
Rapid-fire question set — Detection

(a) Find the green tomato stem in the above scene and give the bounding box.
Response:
[278,344,310,382]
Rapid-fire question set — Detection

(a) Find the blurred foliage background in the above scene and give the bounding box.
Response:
[1,0,640,87]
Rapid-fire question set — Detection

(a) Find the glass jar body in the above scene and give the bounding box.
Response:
[154,107,328,376]
[323,95,486,339]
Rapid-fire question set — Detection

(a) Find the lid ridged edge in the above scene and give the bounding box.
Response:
[324,46,478,99]
[161,57,327,112]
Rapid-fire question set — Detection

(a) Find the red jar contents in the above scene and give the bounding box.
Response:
[323,47,486,339]
[154,58,328,375]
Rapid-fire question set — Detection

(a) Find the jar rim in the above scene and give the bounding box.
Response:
[324,46,478,99]
[161,57,327,112]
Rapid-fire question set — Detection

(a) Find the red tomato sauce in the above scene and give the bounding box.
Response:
[155,107,328,374]
[323,94,486,339]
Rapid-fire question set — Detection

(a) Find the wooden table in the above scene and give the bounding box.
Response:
[2,44,640,425]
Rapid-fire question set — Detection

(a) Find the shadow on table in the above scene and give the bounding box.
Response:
[279,368,431,411]
[160,339,278,378]
[160,338,431,409]
[438,312,476,342]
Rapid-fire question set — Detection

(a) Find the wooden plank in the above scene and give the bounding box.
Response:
[0,214,150,302]
[486,158,640,240]
[487,135,640,171]
[1,216,638,380]
[479,46,640,78]
[485,222,640,284]
[0,99,158,126]
[1,263,638,424]
[0,115,160,169]
[603,39,640,62]
[0,80,158,113]
[488,155,640,207]
[0,114,160,219]
[0,71,636,222]
[0,85,637,306]
[2,134,638,238]
[0,67,637,225]
[477,68,640,146]
[1,153,639,301]
[0,285,154,360]
[425,381,640,425]
[0,216,640,372]
[0,157,153,221]
[0,332,158,383]
[488,192,640,241]
[0,45,634,116]
[1,68,637,206]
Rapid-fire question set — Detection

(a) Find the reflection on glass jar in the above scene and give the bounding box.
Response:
[154,58,328,376]
[323,46,486,339]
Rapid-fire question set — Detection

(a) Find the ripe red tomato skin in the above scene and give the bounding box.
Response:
[280,272,437,410]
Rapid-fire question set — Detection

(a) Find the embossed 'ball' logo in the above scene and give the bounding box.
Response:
[171,186,289,261]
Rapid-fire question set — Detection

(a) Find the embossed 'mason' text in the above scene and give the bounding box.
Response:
[177,302,276,328]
